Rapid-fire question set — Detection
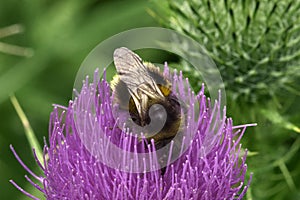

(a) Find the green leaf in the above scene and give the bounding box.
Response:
[261,108,300,133]
[10,95,43,163]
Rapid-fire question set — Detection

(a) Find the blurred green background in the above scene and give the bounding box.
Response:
[0,0,299,200]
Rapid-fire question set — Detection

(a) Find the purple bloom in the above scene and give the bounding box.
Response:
[11,64,252,200]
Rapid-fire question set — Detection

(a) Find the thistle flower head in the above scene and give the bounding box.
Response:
[11,64,252,199]
[152,0,300,104]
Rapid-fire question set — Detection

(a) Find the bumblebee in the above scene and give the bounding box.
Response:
[111,47,182,149]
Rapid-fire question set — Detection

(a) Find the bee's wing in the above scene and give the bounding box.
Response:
[113,47,164,99]
[113,47,165,120]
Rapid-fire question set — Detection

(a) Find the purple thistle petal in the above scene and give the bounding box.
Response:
[10,145,43,182]
[10,180,40,200]
[24,175,45,193]
[11,64,253,199]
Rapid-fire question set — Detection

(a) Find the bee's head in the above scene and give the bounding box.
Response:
[129,89,183,130]
[148,103,167,127]
[129,99,167,127]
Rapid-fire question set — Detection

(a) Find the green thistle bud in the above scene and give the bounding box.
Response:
[151,0,300,104]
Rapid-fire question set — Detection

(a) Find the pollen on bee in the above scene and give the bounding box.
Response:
[158,85,171,96]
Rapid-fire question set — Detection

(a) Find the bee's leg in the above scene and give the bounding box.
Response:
[160,166,167,176]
